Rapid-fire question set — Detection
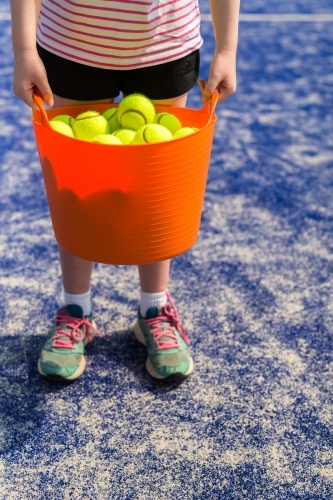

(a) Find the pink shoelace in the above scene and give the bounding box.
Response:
[52,310,102,349]
[144,290,190,351]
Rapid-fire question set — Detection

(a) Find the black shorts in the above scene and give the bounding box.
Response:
[36,44,200,101]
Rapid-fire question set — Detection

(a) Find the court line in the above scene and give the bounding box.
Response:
[202,13,333,22]
[1,12,333,22]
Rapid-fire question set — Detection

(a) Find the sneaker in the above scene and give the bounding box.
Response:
[133,291,194,379]
[38,304,101,381]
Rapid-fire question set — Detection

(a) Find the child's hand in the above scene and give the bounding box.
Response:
[13,49,53,109]
[198,50,237,104]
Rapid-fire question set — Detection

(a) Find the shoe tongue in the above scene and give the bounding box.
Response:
[146,306,176,345]
[145,306,159,319]
[66,304,84,319]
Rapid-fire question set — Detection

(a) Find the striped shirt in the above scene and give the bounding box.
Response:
[37,0,203,70]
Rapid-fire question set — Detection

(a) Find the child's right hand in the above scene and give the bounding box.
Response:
[13,49,53,109]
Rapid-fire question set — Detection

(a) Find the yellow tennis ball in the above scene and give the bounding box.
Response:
[173,127,198,139]
[51,114,76,127]
[132,124,173,144]
[50,121,75,138]
[92,134,122,145]
[112,128,136,144]
[154,112,182,135]
[118,94,156,130]
[73,110,109,141]
[102,108,121,133]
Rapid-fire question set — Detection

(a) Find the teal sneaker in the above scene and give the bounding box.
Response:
[38,304,101,381]
[133,291,194,379]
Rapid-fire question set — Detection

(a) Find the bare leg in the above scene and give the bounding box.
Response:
[137,93,188,293]
[59,248,94,294]
[138,260,171,293]
[53,94,114,294]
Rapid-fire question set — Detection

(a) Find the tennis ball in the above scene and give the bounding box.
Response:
[92,134,122,145]
[50,121,75,138]
[154,112,182,135]
[173,127,198,139]
[73,110,109,141]
[102,108,121,133]
[132,124,173,144]
[112,128,136,144]
[118,94,156,130]
[51,114,76,127]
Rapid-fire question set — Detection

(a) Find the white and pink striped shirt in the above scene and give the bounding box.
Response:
[37,0,203,70]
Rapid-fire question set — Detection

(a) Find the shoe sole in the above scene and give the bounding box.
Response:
[37,356,86,382]
[133,320,194,380]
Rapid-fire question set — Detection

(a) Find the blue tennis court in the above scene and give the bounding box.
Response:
[0,0,332,498]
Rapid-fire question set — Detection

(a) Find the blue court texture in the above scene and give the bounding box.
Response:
[0,0,333,498]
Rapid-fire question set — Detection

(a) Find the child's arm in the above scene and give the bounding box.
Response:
[10,0,53,108]
[199,0,240,103]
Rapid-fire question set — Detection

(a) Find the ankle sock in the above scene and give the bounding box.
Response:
[64,289,92,317]
[140,290,167,317]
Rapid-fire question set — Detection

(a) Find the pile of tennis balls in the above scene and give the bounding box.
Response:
[49,93,198,145]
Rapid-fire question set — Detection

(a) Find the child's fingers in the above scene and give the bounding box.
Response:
[198,78,217,103]
[200,77,236,104]
[13,83,36,109]
[32,77,54,107]
[14,80,53,110]
[197,78,207,93]
[198,79,215,103]
[25,88,51,110]
[216,81,236,102]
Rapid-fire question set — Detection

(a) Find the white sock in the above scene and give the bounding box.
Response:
[63,289,92,316]
[140,290,167,317]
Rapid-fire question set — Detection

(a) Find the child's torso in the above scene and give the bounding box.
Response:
[37,0,203,69]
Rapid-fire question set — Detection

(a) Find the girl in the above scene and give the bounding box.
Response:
[10,0,239,381]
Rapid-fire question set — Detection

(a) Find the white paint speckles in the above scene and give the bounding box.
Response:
[1,9,333,498]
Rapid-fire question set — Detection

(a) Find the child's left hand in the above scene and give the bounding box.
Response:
[198,50,237,103]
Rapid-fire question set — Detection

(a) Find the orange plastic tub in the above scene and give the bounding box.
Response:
[32,93,218,264]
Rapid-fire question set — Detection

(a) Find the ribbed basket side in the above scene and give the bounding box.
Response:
[34,104,216,264]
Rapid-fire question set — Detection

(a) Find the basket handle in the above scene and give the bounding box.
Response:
[202,91,219,126]
[32,92,52,129]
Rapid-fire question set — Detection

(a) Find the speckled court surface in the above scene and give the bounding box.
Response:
[0,1,333,498]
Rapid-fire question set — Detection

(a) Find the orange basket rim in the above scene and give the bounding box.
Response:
[32,92,219,146]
